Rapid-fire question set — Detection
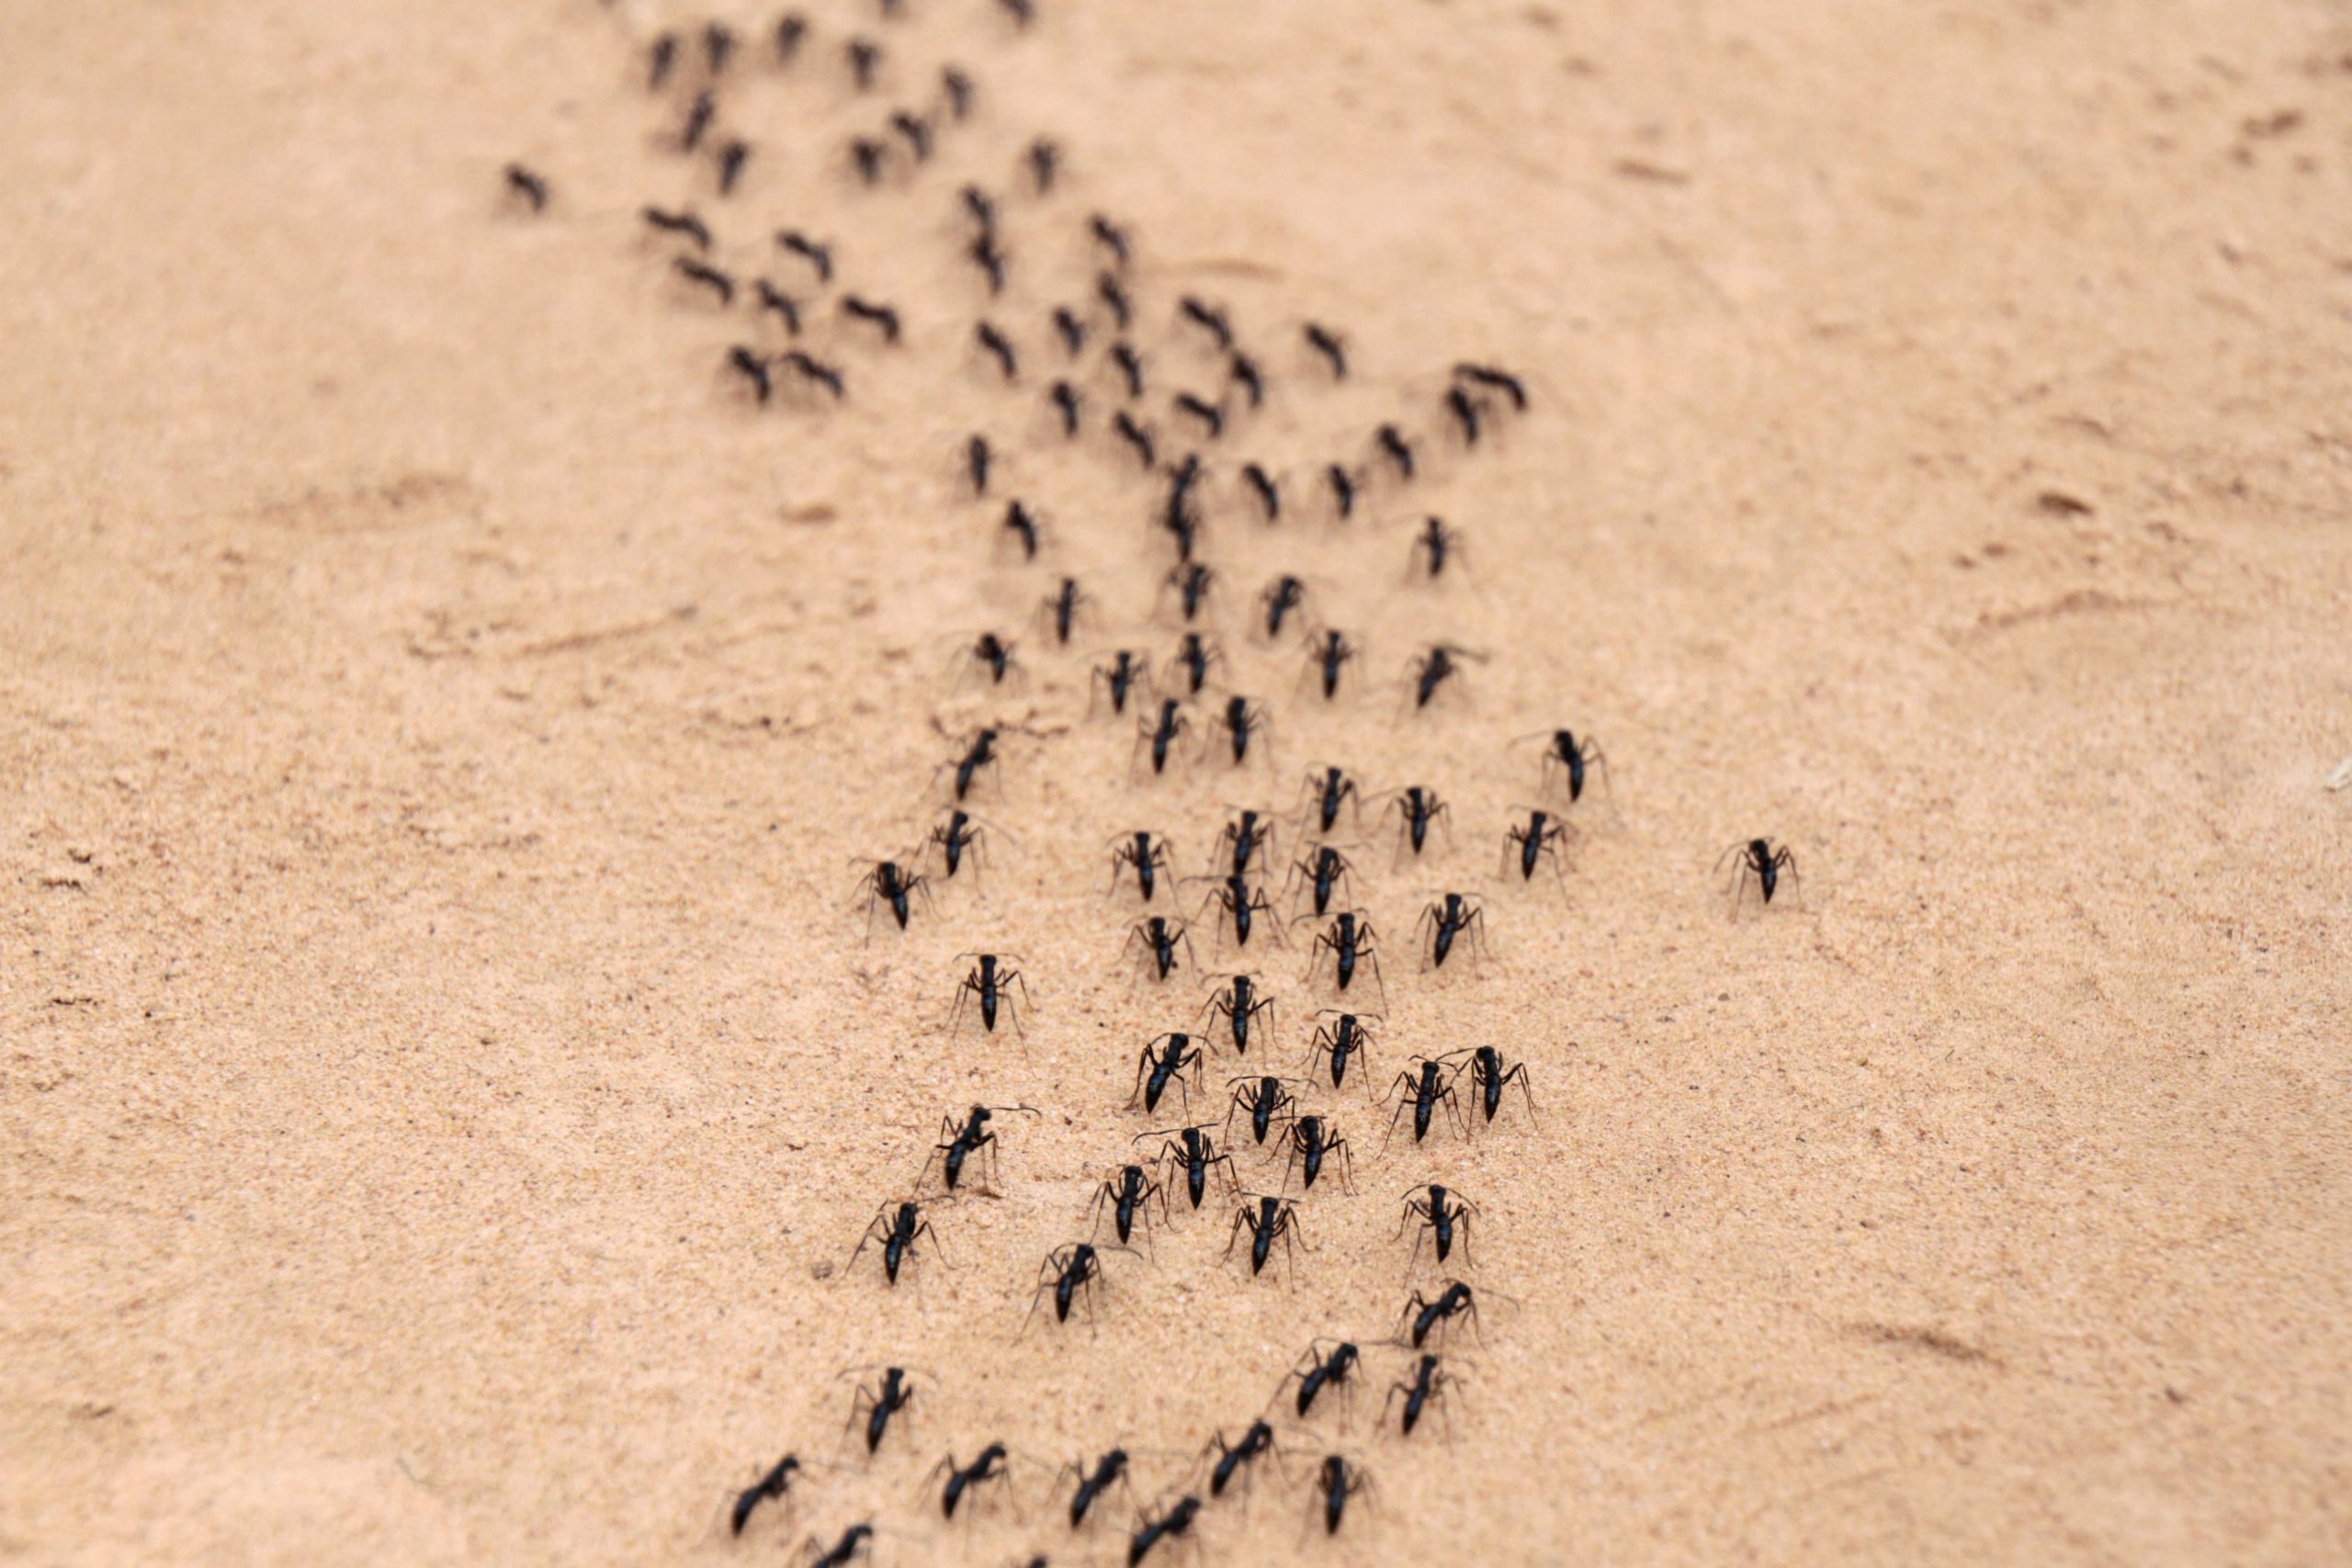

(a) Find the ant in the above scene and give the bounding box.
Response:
[927,1444,1013,1519]
[1242,462,1281,522]
[1049,379,1082,437]
[1179,296,1235,351]
[921,1103,1038,1195]
[976,321,1018,380]
[1194,872,1280,951]
[1112,411,1156,469]
[716,139,752,195]
[1164,561,1215,622]
[1282,1340,1363,1420]
[1040,575,1091,644]
[996,0,1037,28]
[1399,1280,1484,1348]
[704,20,735,72]
[753,281,802,334]
[1385,1353,1459,1437]
[1025,1243,1108,1334]
[962,184,998,232]
[781,350,846,400]
[949,952,1029,1037]
[891,109,933,164]
[1224,1075,1298,1147]
[730,1453,801,1535]
[1052,306,1087,357]
[673,256,734,306]
[641,205,711,251]
[1407,641,1484,711]
[856,859,931,936]
[1719,837,1802,908]
[1306,911,1384,1002]
[774,14,808,64]
[1398,1183,1476,1268]
[1063,1447,1136,1529]
[1417,892,1487,970]
[1091,212,1133,267]
[1282,1114,1353,1192]
[1297,765,1362,836]
[965,434,994,496]
[1304,322,1348,378]
[1135,699,1189,777]
[958,631,1021,688]
[1304,1010,1377,1091]
[679,89,717,152]
[1315,1455,1374,1536]
[849,136,889,186]
[1026,136,1061,194]
[1091,1164,1168,1247]
[1304,628,1356,701]
[1382,784,1450,860]
[1382,1056,1464,1148]
[844,1367,919,1453]
[1443,383,1483,446]
[1173,392,1224,439]
[840,296,900,344]
[1229,352,1265,408]
[1285,842,1356,919]
[1203,1423,1276,1497]
[728,346,774,405]
[1002,501,1043,562]
[853,1199,943,1285]
[1091,650,1149,717]
[1110,340,1146,398]
[1107,829,1173,902]
[947,726,1003,800]
[1459,1043,1539,1128]
[807,1522,876,1567]
[1409,515,1464,580]
[1211,809,1274,877]
[1211,696,1271,769]
[648,31,680,89]
[845,37,882,90]
[941,64,975,119]
[1139,1123,1238,1211]
[1453,361,1529,411]
[1202,973,1275,1055]
[1259,575,1307,639]
[1525,728,1611,804]
[775,230,832,283]
[1170,632,1219,696]
[1224,1193,1309,1280]
[1130,1032,1204,1113]
[1327,462,1359,521]
[1099,275,1136,334]
[1375,423,1415,480]
[1128,1495,1202,1564]
[503,163,548,212]
[1503,807,1572,891]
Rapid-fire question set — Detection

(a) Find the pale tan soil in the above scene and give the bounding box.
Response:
[3,1,2349,1565]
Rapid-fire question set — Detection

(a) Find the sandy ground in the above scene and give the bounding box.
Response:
[5,0,2350,1563]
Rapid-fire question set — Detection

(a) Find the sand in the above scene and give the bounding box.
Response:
[4,0,2349,1563]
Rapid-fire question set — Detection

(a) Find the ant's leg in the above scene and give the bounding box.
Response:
[1219,1207,1250,1263]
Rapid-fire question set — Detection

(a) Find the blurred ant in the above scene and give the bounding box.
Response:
[1398,1280,1487,1348]
[956,631,1022,689]
[1049,380,1082,436]
[949,952,1029,1037]
[975,321,1018,380]
[1039,575,1092,644]
[1306,911,1384,1003]
[1417,892,1487,970]
[962,184,997,231]
[921,1104,1039,1195]
[1091,212,1132,267]
[1224,1193,1309,1280]
[503,163,548,212]
[1213,696,1271,769]
[1284,842,1356,919]
[1138,1122,1238,1211]
[856,858,933,936]
[853,1199,944,1286]
[1107,829,1172,903]
[1193,872,1281,952]
[1180,296,1235,351]
[1110,340,1146,397]
[1203,1423,1276,1497]
[1002,501,1043,560]
[729,1453,805,1537]
[1173,392,1224,439]
[940,64,974,118]
[1381,785,1450,861]
[1170,632,1219,695]
[1382,1056,1464,1148]
[1281,1340,1363,1420]
[1314,1455,1374,1537]
[1024,1244,1110,1335]
[1229,352,1265,408]
[1051,306,1086,357]
[1282,1115,1354,1192]
[1406,641,1485,711]
[1026,136,1061,193]
[753,281,802,333]
[1453,361,1529,410]
[1719,837,1802,908]
[1129,1495,1203,1564]
[1375,423,1415,480]
[716,139,752,194]
[781,351,846,400]
[1099,275,1135,333]
[1135,699,1189,777]
[1062,1447,1138,1529]
[1131,1032,1204,1113]
[1202,972,1275,1055]
[944,725,1003,800]
[925,1444,1014,1519]
[967,233,1007,294]
[774,13,807,63]
[1522,728,1611,804]
[1458,1044,1539,1129]
[1258,575,1307,639]
[704,20,735,71]
[641,205,711,251]
[1327,463,1358,521]
[807,1522,876,1567]
[1210,809,1274,877]
[1296,765,1363,836]
[1409,515,1464,581]
[1502,807,1572,892]
[1242,462,1281,522]
[1444,384,1483,446]
[1163,561,1215,621]
[845,37,882,89]
[925,807,1000,882]
[1304,628,1355,700]
[843,1366,921,1453]
[890,109,932,163]
[964,434,993,496]
[647,32,680,89]
[673,256,734,305]
[1304,322,1348,378]
[775,230,833,285]
[679,89,717,152]
[728,346,773,405]
[1124,917,1196,983]
[1224,1074,1299,1146]
[1398,1183,1476,1269]
[841,296,900,344]
[1113,411,1156,468]
[1091,1163,1168,1247]
[1385,1353,1460,1437]
[1304,1010,1377,1091]
[1091,650,1150,717]
[849,136,889,186]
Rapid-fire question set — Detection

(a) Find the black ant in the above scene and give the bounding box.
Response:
[941,64,974,118]
[963,434,993,496]
[1203,1423,1275,1497]
[1026,136,1061,194]
[947,726,1003,800]
[927,1444,1013,1519]
[853,1199,942,1285]
[1112,411,1156,469]
[1135,699,1189,777]
[1453,361,1528,411]
[1382,1057,1464,1148]
[960,631,1020,688]
[1503,807,1572,891]
[1459,1044,1539,1128]
[754,281,802,334]
[1417,892,1487,970]
[1091,650,1149,717]
[648,31,680,89]
[1297,765,1362,836]
[1525,728,1611,804]
[1327,463,1358,521]
[1107,829,1172,902]
[1224,1074,1298,1146]
[1040,575,1091,644]
[1398,1183,1476,1268]
[1201,973,1274,1055]
[1283,1340,1363,1420]
[996,0,1036,28]
[1026,1244,1108,1334]
[1091,212,1132,267]
[774,14,807,63]
[717,139,752,194]
[1173,392,1224,439]
[1285,842,1355,919]
[781,350,846,400]
[1170,632,1218,696]
[841,296,900,344]
[1164,561,1215,621]
[730,1453,801,1535]
[503,163,548,212]
[1052,306,1087,357]
[1110,340,1146,398]
[927,808,998,882]
[1002,501,1042,562]
[921,1104,1038,1194]
[1399,1280,1484,1348]
[1304,322,1348,378]
[1443,383,1483,446]
[1382,785,1449,860]
[1242,462,1280,522]
[1138,1122,1238,1211]
[1212,808,1274,878]
[1259,575,1306,639]
[849,136,889,186]
[1213,696,1270,768]
[1304,1009,1376,1091]
[1063,1447,1136,1529]
[1407,641,1483,710]
[1719,837,1802,908]
[1307,911,1384,1002]
[890,109,932,163]
[1282,1114,1353,1192]
[1385,1353,1458,1437]
[1128,1495,1202,1564]
[844,1367,918,1453]
[962,183,997,231]
[703,20,735,71]
[1375,423,1415,480]
[776,230,833,283]
[679,89,717,152]
[845,37,882,90]
[1130,1032,1203,1113]
[1194,872,1280,951]
[1302,628,1356,702]
[1410,515,1463,580]
[1224,1193,1309,1280]
[1229,352,1265,408]
[641,205,711,251]
[1179,296,1234,351]
[728,345,774,405]
[674,256,735,306]
[1315,1455,1374,1536]
[949,952,1029,1037]
[1091,1163,1167,1247]
[1049,380,1082,437]
[856,859,931,936]
[807,1523,876,1567]
[1099,275,1135,333]
[976,321,1018,380]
